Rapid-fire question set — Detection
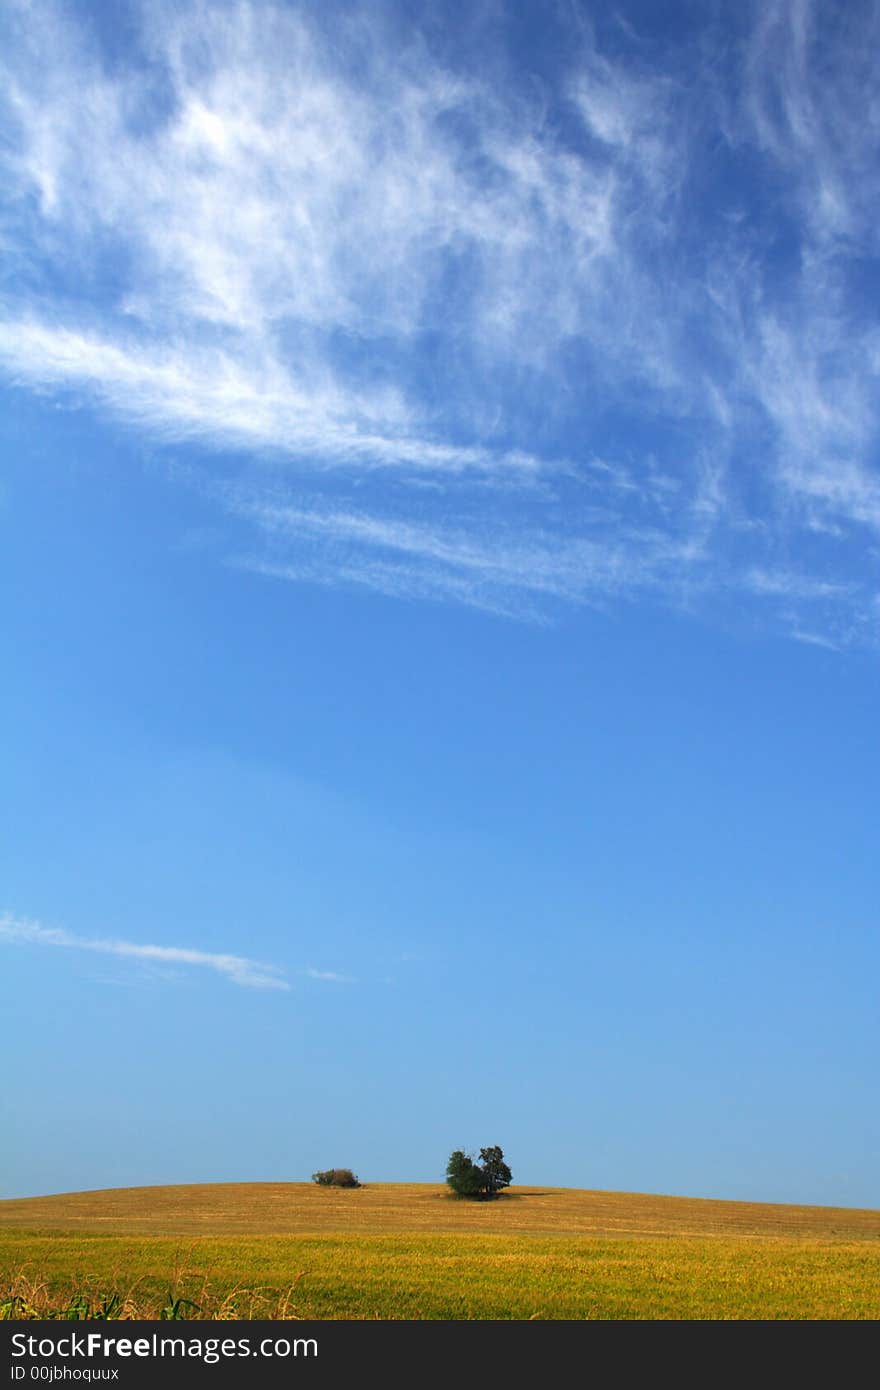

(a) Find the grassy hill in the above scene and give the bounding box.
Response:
[2,1182,878,1319]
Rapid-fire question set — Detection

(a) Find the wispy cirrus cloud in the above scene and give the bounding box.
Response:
[0,912,288,991]
[743,0,880,249]
[229,491,710,617]
[0,321,551,478]
[1,0,879,644]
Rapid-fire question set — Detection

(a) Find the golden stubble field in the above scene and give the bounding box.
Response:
[2,1183,878,1320]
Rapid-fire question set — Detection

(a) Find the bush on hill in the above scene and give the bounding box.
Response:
[311,1168,361,1188]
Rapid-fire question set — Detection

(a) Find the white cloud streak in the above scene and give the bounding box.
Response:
[230,492,709,616]
[0,320,549,478]
[0,912,289,991]
[1,0,879,645]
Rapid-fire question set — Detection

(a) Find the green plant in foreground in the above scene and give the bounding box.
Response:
[2,1291,131,1321]
[62,1293,128,1320]
[0,1265,307,1322]
[160,1292,201,1320]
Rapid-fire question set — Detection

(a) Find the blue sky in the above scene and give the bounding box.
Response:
[1,0,878,1207]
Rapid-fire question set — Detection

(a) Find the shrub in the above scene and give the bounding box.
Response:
[311,1168,361,1188]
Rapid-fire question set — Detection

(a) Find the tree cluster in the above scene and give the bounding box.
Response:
[311,1168,361,1188]
[446,1146,512,1199]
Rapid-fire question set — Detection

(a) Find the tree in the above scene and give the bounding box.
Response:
[445,1149,484,1197]
[478,1146,512,1197]
[446,1145,512,1199]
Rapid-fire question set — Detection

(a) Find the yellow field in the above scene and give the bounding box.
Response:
[2,1183,878,1319]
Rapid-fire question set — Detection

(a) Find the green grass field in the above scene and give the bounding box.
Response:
[2,1183,878,1320]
